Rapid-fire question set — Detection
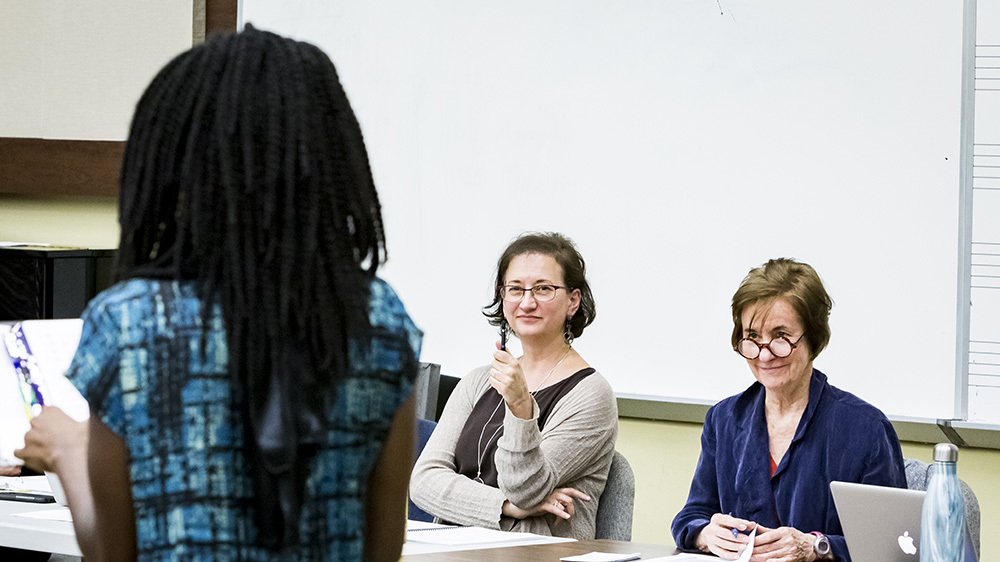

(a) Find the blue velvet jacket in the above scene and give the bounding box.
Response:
[671,369,906,562]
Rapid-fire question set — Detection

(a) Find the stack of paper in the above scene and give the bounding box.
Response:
[406,526,546,546]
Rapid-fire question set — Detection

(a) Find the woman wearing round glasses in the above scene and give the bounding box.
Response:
[410,232,617,539]
[671,258,906,562]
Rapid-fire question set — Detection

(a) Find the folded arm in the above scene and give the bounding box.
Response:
[494,375,617,509]
[409,369,509,528]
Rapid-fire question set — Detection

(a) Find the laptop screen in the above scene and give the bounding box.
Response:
[830,480,978,562]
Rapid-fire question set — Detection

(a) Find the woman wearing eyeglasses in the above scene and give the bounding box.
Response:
[671,258,906,562]
[410,232,617,539]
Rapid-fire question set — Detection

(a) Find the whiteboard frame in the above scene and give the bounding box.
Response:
[240,0,970,420]
[956,0,978,421]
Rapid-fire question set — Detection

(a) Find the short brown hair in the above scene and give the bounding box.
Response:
[483,232,596,339]
[730,258,833,360]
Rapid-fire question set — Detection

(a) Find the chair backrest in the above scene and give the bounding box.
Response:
[902,457,980,559]
[595,450,635,541]
[413,362,441,421]
[407,418,438,522]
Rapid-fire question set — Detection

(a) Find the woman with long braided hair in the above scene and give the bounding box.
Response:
[16,26,422,562]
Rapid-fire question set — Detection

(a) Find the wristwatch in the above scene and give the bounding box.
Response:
[811,532,831,558]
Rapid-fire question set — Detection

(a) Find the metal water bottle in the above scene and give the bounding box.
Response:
[920,443,965,562]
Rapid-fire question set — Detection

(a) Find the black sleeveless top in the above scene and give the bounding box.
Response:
[453,367,595,487]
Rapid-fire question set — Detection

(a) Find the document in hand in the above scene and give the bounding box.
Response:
[0,320,90,466]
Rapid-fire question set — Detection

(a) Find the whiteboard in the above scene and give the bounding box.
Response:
[241,0,965,420]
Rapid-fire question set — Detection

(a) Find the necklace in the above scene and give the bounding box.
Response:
[473,346,572,484]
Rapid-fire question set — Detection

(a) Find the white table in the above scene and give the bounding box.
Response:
[403,520,575,556]
[0,509,572,558]
[0,498,80,556]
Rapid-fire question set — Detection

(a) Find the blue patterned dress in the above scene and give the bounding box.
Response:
[68,277,422,562]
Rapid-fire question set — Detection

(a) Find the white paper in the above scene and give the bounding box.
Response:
[560,551,641,562]
[19,320,89,422]
[402,522,574,556]
[631,527,757,562]
[405,526,546,546]
[642,552,721,562]
[0,475,52,494]
[0,320,88,466]
[11,507,73,522]
[736,525,757,562]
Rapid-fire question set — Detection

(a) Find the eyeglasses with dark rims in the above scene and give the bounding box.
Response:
[501,284,567,303]
[734,334,804,360]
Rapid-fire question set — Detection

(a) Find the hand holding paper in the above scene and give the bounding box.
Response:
[736,525,756,562]
[747,524,821,562]
[0,320,88,466]
[15,407,89,474]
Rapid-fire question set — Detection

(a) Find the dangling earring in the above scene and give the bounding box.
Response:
[564,319,574,345]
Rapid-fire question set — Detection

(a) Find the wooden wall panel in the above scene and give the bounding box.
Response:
[0,139,125,197]
[207,0,239,38]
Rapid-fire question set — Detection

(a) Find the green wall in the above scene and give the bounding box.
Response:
[0,195,118,248]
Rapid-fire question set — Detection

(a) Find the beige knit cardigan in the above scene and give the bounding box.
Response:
[409,365,618,539]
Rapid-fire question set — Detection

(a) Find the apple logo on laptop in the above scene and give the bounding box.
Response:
[898,531,918,555]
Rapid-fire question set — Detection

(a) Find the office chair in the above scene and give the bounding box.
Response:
[595,450,635,541]
[414,362,442,421]
[408,418,438,522]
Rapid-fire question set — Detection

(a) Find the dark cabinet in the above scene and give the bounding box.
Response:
[0,247,115,320]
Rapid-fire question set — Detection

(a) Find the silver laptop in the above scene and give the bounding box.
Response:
[831,481,977,562]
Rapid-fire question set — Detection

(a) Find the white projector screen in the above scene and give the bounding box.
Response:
[242,0,966,420]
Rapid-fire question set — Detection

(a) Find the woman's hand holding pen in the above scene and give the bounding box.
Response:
[695,513,754,560]
[489,342,533,419]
